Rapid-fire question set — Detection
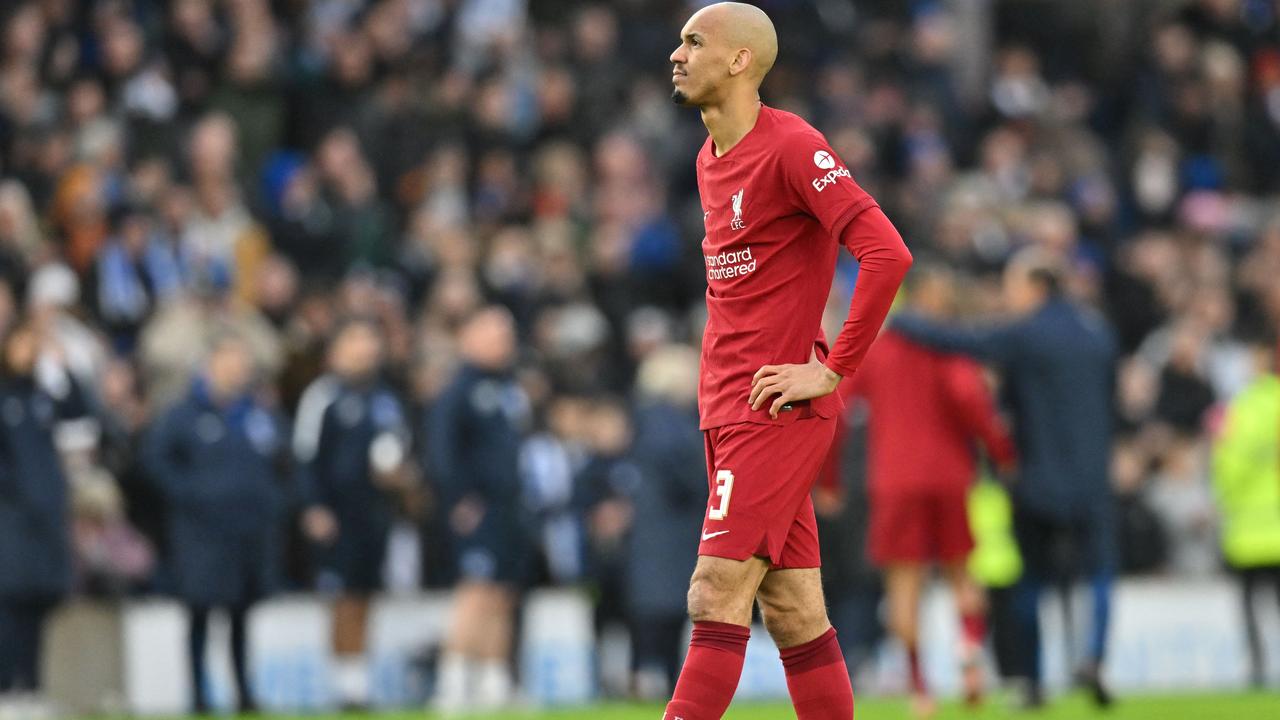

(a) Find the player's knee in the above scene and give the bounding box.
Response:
[686,570,745,623]
[758,590,825,646]
[761,604,826,647]
[686,575,722,622]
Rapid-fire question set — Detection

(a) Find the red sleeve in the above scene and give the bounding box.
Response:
[941,358,1018,469]
[781,132,879,239]
[779,130,912,378]
[823,206,913,378]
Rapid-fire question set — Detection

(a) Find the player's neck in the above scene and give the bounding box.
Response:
[701,95,763,157]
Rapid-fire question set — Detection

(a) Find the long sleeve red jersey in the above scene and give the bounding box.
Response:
[695,104,912,430]
[844,330,1017,496]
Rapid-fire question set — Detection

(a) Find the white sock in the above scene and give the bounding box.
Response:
[475,659,513,709]
[25,695,53,720]
[333,656,370,706]
[0,694,51,720]
[434,652,471,712]
[634,666,670,701]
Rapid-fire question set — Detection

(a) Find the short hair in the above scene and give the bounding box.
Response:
[1027,265,1063,296]
[1008,248,1064,297]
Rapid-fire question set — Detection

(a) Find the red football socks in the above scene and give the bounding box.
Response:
[663,621,751,720]
[780,627,855,719]
[907,645,926,694]
[960,612,987,648]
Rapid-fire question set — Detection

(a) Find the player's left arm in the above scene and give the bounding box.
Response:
[750,135,913,418]
[941,358,1018,473]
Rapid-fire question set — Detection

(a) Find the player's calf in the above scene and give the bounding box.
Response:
[756,568,853,719]
[665,557,767,720]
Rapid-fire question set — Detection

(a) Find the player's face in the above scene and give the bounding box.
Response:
[670,13,724,106]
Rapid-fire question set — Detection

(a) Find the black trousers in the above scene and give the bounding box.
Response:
[1237,565,1280,686]
[630,614,688,691]
[986,586,1021,680]
[1011,503,1117,687]
[188,605,254,713]
[0,598,55,692]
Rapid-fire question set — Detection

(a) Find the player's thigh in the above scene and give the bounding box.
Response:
[930,485,976,564]
[686,553,771,625]
[756,566,830,647]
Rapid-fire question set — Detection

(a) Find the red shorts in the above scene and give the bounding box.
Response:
[868,485,973,566]
[698,416,838,568]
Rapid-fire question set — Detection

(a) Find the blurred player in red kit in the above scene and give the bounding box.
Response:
[664,4,913,719]
[845,264,1016,717]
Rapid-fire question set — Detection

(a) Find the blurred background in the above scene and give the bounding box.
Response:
[0,0,1278,717]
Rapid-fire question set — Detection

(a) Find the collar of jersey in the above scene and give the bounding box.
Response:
[708,102,768,162]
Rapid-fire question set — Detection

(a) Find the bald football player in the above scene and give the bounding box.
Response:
[664,4,913,719]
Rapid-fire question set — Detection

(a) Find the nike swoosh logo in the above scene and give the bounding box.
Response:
[701,530,730,541]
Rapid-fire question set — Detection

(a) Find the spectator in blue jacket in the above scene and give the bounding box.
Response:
[427,306,531,712]
[293,317,413,709]
[0,321,88,705]
[143,332,290,714]
[893,249,1119,708]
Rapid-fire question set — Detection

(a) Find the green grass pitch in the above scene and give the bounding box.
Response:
[269,692,1274,720]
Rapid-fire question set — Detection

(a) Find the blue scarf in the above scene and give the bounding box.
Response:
[98,234,187,323]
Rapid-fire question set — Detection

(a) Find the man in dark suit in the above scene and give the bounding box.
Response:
[144,332,290,714]
[893,250,1118,708]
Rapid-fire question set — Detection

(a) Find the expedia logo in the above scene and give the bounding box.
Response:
[812,166,851,192]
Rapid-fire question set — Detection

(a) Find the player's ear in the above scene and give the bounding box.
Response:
[728,47,752,77]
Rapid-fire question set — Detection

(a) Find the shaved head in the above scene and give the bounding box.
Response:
[670,2,778,106]
[694,2,777,81]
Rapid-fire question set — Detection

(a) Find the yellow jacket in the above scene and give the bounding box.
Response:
[1211,374,1280,568]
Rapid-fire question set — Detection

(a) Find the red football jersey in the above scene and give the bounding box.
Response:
[695,104,879,429]
[849,330,1017,496]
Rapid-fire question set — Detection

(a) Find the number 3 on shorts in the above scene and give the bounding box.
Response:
[708,469,735,520]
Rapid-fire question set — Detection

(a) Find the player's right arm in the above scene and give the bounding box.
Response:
[891,314,1025,365]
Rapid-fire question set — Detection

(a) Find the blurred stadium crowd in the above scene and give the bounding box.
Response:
[1,0,1280,713]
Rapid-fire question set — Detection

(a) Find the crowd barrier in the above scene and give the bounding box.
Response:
[41,578,1280,715]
